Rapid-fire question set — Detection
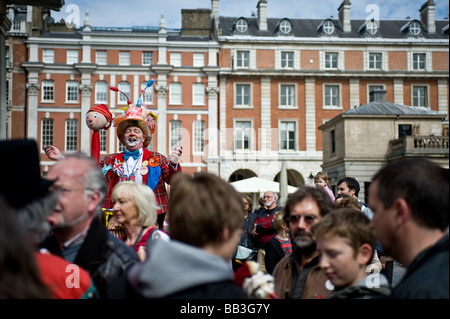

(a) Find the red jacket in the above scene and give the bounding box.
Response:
[254,206,282,245]
[101,148,181,215]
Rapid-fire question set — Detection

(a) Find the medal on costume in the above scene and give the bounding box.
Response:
[140,160,149,175]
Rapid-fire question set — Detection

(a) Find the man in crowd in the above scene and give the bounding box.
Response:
[368,158,448,299]
[40,153,139,298]
[337,177,373,220]
[272,186,334,299]
[251,191,283,272]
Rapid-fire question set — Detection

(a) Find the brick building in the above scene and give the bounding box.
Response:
[3,0,449,199]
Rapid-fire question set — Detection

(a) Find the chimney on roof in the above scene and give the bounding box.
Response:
[211,0,219,22]
[257,0,268,31]
[338,0,351,33]
[419,0,436,33]
[369,89,387,102]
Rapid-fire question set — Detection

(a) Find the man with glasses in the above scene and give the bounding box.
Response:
[40,153,139,298]
[272,186,334,299]
[251,191,282,272]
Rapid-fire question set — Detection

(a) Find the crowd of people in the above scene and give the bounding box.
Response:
[0,133,448,300]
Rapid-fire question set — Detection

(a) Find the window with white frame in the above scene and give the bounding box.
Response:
[281,51,294,68]
[170,53,182,67]
[369,53,382,70]
[66,81,79,102]
[66,50,78,64]
[95,81,108,103]
[236,18,248,33]
[169,83,182,104]
[279,19,292,34]
[280,84,295,107]
[42,80,54,102]
[65,119,78,151]
[324,85,340,107]
[119,51,130,65]
[100,130,107,152]
[193,53,205,67]
[170,120,182,150]
[368,84,384,100]
[323,20,335,35]
[96,51,107,65]
[192,83,205,105]
[193,120,205,153]
[280,121,296,151]
[325,52,338,69]
[234,121,251,151]
[235,84,251,107]
[236,51,250,68]
[43,49,54,63]
[412,53,426,70]
[366,20,378,35]
[409,21,421,36]
[117,82,131,104]
[412,86,428,107]
[141,81,153,104]
[142,52,153,65]
[41,118,54,150]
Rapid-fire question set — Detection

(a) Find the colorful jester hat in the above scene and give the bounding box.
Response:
[111,79,158,148]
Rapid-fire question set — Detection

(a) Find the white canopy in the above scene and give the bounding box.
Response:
[229,176,297,194]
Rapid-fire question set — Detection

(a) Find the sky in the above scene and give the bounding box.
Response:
[50,0,449,29]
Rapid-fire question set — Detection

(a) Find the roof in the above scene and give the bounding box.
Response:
[343,102,443,116]
[219,16,449,39]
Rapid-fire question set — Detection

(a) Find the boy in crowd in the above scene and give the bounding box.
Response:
[312,208,391,299]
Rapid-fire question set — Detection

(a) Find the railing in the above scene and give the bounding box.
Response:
[414,136,449,149]
[388,136,449,158]
[9,20,26,34]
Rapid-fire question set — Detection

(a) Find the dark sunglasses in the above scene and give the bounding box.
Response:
[287,214,318,225]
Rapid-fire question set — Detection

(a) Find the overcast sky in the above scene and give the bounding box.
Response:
[51,0,449,29]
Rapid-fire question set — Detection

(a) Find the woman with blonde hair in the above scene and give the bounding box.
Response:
[111,181,169,261]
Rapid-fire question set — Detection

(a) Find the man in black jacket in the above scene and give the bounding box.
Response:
[368,158,449,299]
[41,153,139,299]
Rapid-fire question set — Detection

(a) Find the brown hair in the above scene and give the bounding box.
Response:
[168,172,244,248]
[273,210,286,232]
[314,171,329,183]
[242,195,253,213]
[335,197,362,211]
[311,208,376,262]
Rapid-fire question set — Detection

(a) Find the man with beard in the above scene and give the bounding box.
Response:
[251,191,283,272]
[272,186,334,299]
[45,103,182,230]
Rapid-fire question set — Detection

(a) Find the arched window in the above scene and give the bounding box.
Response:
[95,81,108,103]
[117,82,130,104]
[409,21,421,35]
[236,18,248,33]
[323,20,335,35]
[279,19,292,34]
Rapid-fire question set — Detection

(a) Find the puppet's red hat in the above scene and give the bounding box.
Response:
[88,104,112,126]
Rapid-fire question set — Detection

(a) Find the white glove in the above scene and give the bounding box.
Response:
[169,145,182,165]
